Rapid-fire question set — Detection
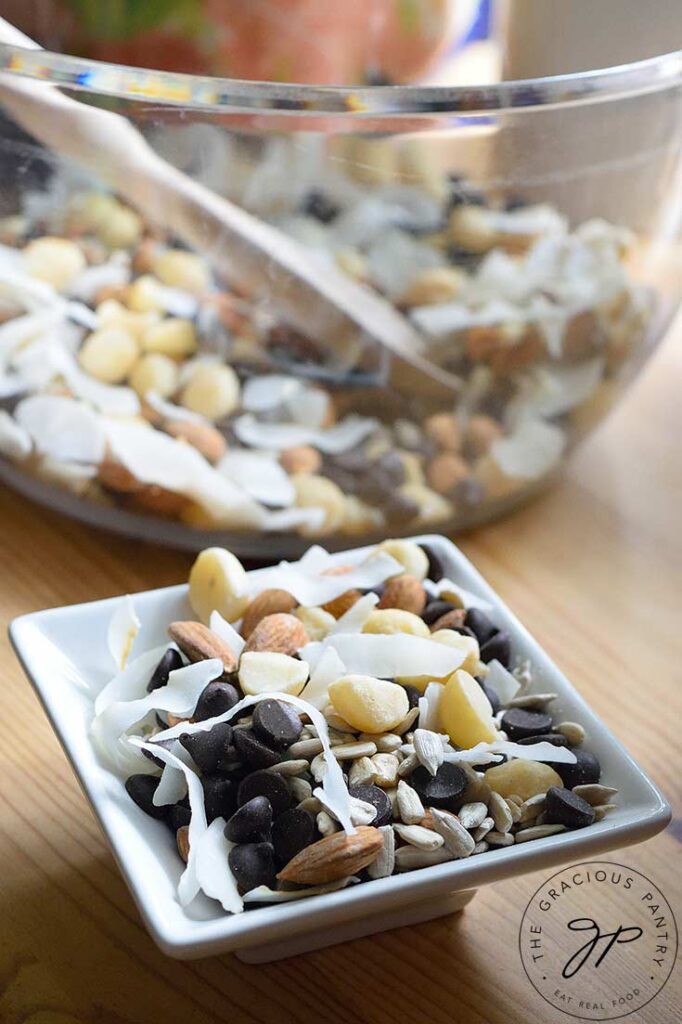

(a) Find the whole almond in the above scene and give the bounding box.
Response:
[279,445,321,475]
[98,459,145,494]
[176,825,190,862]
[168,620,237,674]
[277,826,383,884]
[322,589,363,618]
[243,613,309,656]
[430,608,467,632]
[165,419,227,464]
[377,574,426,615]
[240,589,298,638]
[130,485,187,517]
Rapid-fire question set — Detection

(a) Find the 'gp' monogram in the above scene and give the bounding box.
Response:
[562,918,644,978]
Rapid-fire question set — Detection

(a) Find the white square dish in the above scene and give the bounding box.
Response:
[9,534,670,962]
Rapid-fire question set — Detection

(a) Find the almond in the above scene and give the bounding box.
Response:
[322,589,363,618]
[240,589,298,639]
[165,419,227,464]
[277,826,383,884]
[377,574,426,615]
[130,485,187,517]
[243,613,309,655]
[430,608,467,632]
[176,824,190,862]
[98,459,145,494]
[168,620,237,674]
[279,445,321,475]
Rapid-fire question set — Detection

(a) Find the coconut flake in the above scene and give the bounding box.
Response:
[243,877,358,903]
[129,737,206,908]
[521,359,604,418]
[301,633,465,681]
[285,386,331,430]
[15,394,106,465]
[491,418,566,480]
[232,413,378,455]
[68,255,130,302]
[299,646,347,709]
[194,818,243,913]
[452,739,577,765]
[367,228,445,299]
[261,506,327,533]
[151,691,354,834]
[242,374,302,412]
[107,595,141,671]
[144,390,207,424]
[0,411,32,460]
[156,284,198,319]
[423,577,494,613]
[485,659,521,704]
[209,610,245,657]
[94,643,171,715]
[153,739,191,806]
[242,551,402,606]
[329,592,379,635]
[218,450,295,508]
[418,682,444,732]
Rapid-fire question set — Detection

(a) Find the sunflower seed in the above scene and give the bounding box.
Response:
[371,753,399,788]
[413,729,445,776]
[289,737,324,759]
[593,803,618,821]
[310,752,328,782]
[396,780,426,824]
[486,830,515,847]
[348,756,376,787]
[316,810,339,836]
[473,841,489,855]
[488,791,513,833]
[506,692,557,709]
[395,707,420,735]
[506,798,521,823]
[397,753,420,777]
[457,801,488,830]
[328,729,357,746]
[270,759,309,776]
[430,808,476,858]
[332,741,377,760]
[473,816,495,841]
[572,784,618,806]
[395,846,454,871]
[555,721,585,745]
[298,796,323,814]
[518,793,547,822]
[367,825,395,879]
[290,777,313,803]
[359,732,402,753]
[514,823,566,842]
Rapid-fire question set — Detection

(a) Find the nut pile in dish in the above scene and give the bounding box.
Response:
[0,149,652,541]
[92,538,616,914]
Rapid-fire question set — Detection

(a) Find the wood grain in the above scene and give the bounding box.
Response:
[1,325,680,1024]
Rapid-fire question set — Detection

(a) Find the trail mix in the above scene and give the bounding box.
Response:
[92,538,616,914]
[0,141,653,541]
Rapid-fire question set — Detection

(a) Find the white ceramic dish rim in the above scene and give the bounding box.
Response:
[9,534,671,959]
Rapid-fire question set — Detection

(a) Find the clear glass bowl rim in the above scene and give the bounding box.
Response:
[0,42,681,117]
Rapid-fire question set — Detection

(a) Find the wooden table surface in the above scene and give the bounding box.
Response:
[0,326,680,1024]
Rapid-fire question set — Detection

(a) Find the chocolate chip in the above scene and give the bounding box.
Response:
[410,763,468,812]
[141,737,175,769]
[348,783,391,826]
[555,750,601,789]
[384,493,420,525]
[125,774,168,820]
[271,807,317,865]
[478,679,501,715]
[300,189,340,224]
[166,803,192,832]
[228,843,277,894]
[422,599,457,625]
[402,684,421,710]
[501,708,553,741]
[224,796,273,844]
[545,786,596,829]
[517,732,569,748]
[193,680,240,722]
[179,722,234,773]
[147,647,184,692]
[420,544,445,582]
[480,630,511,667]
[238,770,292,817]
[233,729,281,769]
[376,450,405,487]
[202,773,238,823]
[252,699,302,751]
[464,608,497,645]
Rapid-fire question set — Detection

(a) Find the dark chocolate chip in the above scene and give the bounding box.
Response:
[410,763,468,812]
[125,774,168,820]
[420,544,445,583]
[271,807,317,865]
[228,843,277,895]
[166,803,192,832]
[464,608,497,645]
[517,732,569,748]
[238,770,292,817]
[480,631,511,667]
[545,786,596,829]
[141,737,175,769]
[478,679,501,715]
[348,783,391,826]
[422,599,456,625]
[179,722,234,773]
[233,729,281,769]
[401,684,421,710]
[147,647,184,692]
[555,750,601,789]
[252,699,303,751]
[224,796,273,844]
[449,625,477,639]
[376,450,406,487]
[300,189,340,224]
[384,493,420,525]
[453,477,485,507]
[193,680,240,722]
[501,708,553,741]
[202,773,238,823]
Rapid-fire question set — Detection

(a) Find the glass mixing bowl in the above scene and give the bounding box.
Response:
[0,43,680,556]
